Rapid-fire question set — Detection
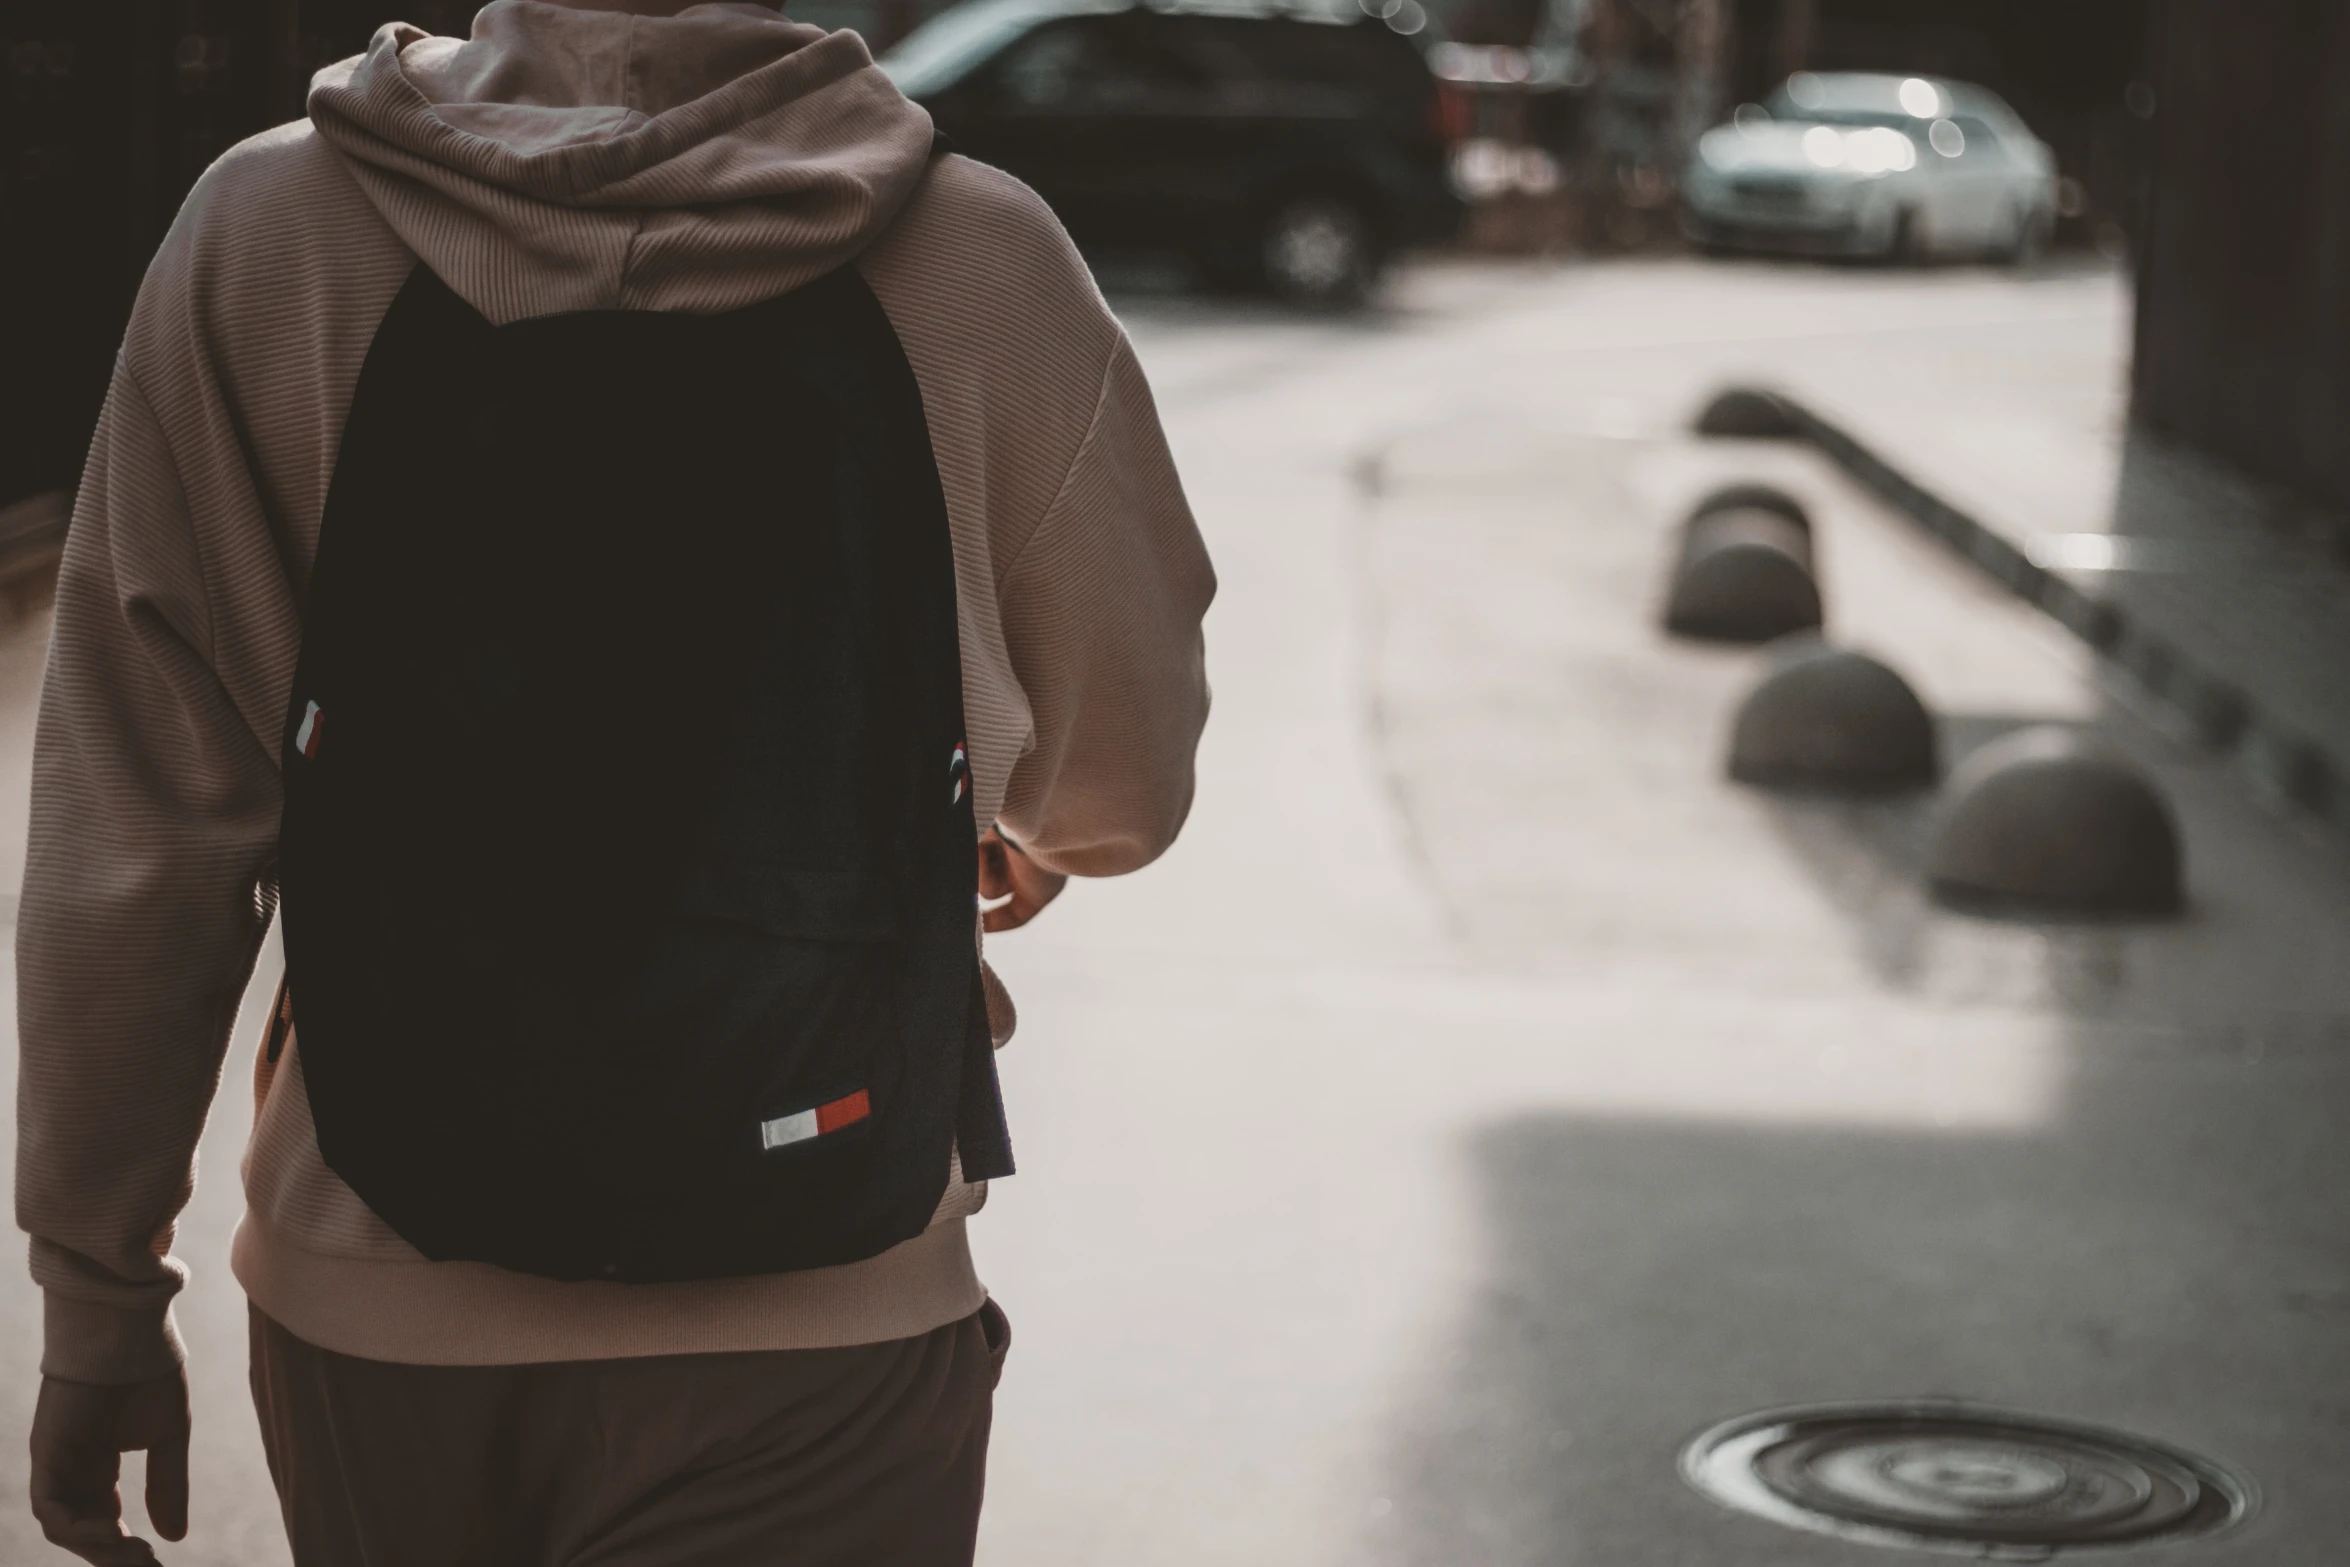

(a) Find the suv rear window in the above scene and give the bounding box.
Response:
[987,11,1428,117]
[1185,16,1426,95]
[993,14,1205,110]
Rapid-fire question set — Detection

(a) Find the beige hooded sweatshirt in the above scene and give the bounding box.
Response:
[18,0,1212,1383]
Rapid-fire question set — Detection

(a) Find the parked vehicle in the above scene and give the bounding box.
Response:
[1681,72,2058,263]
[881,0,1463,303]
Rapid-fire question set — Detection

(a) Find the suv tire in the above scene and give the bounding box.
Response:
[1260,193,1378,305]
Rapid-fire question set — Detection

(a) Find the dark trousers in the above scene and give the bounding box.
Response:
[249,1300,1008,1566]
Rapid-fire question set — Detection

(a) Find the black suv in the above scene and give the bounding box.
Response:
[883,0,1461,302]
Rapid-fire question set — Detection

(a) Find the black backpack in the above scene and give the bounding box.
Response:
[274,261,1012,1284]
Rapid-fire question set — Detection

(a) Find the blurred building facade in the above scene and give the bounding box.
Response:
[0,1,482,510]
[3,2,293,509]
[2132,0,2350,517]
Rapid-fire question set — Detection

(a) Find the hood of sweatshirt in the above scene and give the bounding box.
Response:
[308,0,934,324]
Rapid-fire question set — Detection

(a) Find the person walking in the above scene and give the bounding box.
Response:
[17,4,1213,1562]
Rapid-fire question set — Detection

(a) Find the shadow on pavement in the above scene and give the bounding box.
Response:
[1376,1070,2350,1564]
[1752,713,2145,997]
[1375,699,2350,1563]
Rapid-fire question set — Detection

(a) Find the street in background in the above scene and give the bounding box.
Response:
[0,1,2159,508]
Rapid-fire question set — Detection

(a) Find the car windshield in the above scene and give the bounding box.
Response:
[882,0,1108,98]
[1760,73,1966,130]
[1767,108,1919,132]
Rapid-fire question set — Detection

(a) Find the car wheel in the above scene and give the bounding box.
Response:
[2000,204,2051,266]
[1851,203,1908,265]
[1260,194,1378,306]
[1878,206,1920,265]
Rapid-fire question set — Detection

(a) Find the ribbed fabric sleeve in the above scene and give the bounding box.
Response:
[16,121,412,1382]
[16,359,277,1383]
[995,338,1213,875]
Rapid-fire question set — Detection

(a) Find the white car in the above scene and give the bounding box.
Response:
[1681,72,2058,263]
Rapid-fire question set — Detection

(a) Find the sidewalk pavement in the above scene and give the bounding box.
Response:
[972,256,2350,1566]
[1738,339,2350,830]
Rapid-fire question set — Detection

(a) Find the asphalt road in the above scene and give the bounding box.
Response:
[3,253,2345,1566]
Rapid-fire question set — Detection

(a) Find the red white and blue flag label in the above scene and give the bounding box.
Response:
[947,742,969,806]
[759,1089,871,1151]
[294,701,325,761]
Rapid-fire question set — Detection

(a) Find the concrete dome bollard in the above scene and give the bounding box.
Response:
[1694,387,1802,439]
[1663,504,1823,643]
[1926,726,2184,917]
[1728,643,1937,792]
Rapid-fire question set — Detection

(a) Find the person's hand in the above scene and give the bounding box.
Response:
[30,1370,189,1566]
[979,828,1067,932]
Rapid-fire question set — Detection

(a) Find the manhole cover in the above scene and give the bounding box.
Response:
[1680,1401,2253,1558]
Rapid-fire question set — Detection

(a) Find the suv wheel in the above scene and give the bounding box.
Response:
[1260,194,1377,305]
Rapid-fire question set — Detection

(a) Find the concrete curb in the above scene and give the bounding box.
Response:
[1701,388,2341,832]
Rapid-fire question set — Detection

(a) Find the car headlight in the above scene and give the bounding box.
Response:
[1849,127,1917,174]
[1802,125,1916,175]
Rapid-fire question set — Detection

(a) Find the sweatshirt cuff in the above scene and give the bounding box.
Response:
[41,1293,186,1385]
